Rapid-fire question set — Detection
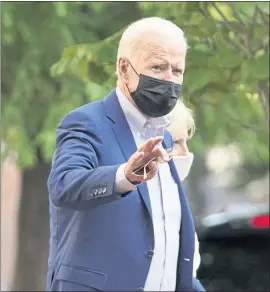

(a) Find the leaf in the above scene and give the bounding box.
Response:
[36,130,56,161]
[184,67,228,95]
[256,3,270,15]
[186,12,205,26]
[69,57,89,81]
[85,81,108,102]
[3,1,269,168]
[62,45,81,58]
[54,2,68,17]
[251,54,269,80]
[50,58,72,77]
[208,48,243,69]
[2,8,13,28]
[240,54,269,83]
[240,61,251,83]
[89,2,110,13]
[187,50,212,68]
[17,142,36,168]
[208,3,236,22]
[232,3,258,19]
[94,43,117,64]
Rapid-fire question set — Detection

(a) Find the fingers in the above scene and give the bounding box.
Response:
[138,136,163,153]
[136,137,164,167]
[152,146,170,162]
[132,156,157,175]
[145,161,158,179]
[129,160,158,183]
[125,136,166,183]
[125,151,144,174]
[125,152,159,183]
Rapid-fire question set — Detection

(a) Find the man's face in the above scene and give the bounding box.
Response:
[120,33,186,94]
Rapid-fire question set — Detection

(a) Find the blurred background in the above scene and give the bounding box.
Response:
[1,2,269,291]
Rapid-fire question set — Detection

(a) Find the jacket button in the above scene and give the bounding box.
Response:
[147,250,154,258]
[136,287,144,292]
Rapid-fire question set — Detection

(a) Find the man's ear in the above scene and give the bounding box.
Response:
[118,58,129,82]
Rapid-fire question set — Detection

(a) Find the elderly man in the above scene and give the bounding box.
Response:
[47,17,205,292]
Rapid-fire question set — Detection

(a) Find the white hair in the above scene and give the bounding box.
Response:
[116,17,188,76]
[167,100,196,140]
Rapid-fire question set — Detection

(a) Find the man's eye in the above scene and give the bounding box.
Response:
[173,69,183,75]
[152,65,162,71]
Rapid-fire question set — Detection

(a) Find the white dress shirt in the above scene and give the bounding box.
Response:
[114,87,181,291]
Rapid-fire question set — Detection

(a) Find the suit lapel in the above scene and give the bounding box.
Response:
[162,130,195,236]
[167,152,195,286]
[103,89,152,219]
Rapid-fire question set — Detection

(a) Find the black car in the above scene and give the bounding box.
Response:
[185,156,269,291]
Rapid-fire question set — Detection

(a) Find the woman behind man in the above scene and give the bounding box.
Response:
[167,100,201,277]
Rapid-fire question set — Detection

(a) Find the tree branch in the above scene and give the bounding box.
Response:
[257,5,269,27]
[258,82,270,127]
[255,41,269,54]
[199,2,247,55]
[210,2,235,31]
[224,35,243,52]
[202,38,218,52]
[200,99,268,135]
[199,2,211,18]
[250,6,259,41]
[226,2,246,28]
[210,2,253,58]
[252,6,269,56]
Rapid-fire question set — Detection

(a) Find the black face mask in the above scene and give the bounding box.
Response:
[127,62,182,118]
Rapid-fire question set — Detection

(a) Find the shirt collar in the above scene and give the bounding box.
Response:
[116,87,169,134]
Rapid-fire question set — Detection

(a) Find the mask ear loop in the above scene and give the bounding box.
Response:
[124,59,140,93]
[132,150,174,177]
[128,61,140,77]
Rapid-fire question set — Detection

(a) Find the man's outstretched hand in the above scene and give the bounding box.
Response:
[124,137,170,183]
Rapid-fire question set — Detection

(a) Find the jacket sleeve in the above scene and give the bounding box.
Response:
[48,110,129,210]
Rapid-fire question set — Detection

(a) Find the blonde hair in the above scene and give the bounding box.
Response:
[167,100,196,140]
[116,17,188,77]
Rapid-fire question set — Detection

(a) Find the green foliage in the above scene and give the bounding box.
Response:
[1,2,140,168]
[2,2,269,168]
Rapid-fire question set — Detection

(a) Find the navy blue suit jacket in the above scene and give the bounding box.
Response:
[47,89,205,291]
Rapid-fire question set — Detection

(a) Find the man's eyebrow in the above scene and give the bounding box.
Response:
[147,57,184,66]
[149,59,168,65]
[147,56,170,64]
